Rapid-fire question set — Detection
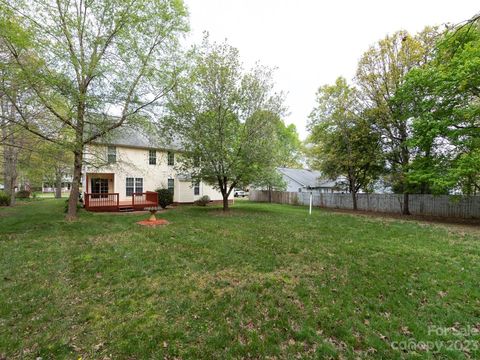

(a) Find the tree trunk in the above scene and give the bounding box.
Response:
[2,103,18,206]
[268,185,272,203]
[402,192,410,215]
[352,191,358,211]
[66,150,83,220]
[55,169,62,199]
[222,193,229,212]
[3,145,17,206]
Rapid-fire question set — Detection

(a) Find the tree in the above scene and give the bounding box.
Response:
[274,119,303,168]
[0,94,21,205]
[20,140,73,198]
[249,112,301,202]
[163,37,285,211]
[396,19,480,194]
[307,77,383,210]
[355,28,438,214]
[0,0,188,219]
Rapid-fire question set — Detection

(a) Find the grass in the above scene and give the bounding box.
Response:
[0,199,479,359]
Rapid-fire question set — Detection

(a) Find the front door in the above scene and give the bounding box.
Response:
[91,178,109,198]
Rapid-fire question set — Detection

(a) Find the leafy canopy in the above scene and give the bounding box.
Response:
[163,36,285,208]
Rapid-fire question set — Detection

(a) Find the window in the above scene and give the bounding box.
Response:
[194,181,200,196]
[91,178,109,198]
[107,146,116,164]
[167,178,174,194]
[135,178,143,194]
[126,177,134,196]
[167,151,174,166]
[126,177,143,196]
[149,149,156,165]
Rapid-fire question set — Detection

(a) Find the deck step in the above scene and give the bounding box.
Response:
[119,207,134,212]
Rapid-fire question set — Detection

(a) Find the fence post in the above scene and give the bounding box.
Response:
[309,192,313,215]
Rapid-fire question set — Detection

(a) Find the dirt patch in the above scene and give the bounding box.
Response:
[321,208,480,235]
[136,219,170,227]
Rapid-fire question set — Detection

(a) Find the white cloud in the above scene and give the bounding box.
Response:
[184,0,478,139]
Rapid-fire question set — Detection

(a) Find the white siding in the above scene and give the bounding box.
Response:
[83,144,232,203]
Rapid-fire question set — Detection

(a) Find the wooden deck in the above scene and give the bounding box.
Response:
[84,192,159,212]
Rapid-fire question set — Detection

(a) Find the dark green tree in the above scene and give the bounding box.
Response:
[308,77,383,210]
[396,19,480,194]
[163,37,285,211]
[356,28,438,214]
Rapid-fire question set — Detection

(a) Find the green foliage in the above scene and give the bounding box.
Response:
[163,36,285,210]
[15,190,30,199]
[0,0,189,218]
[156,188,174,209]
[307,77,383,196]
[274,119,303,167]
[0,191,10,206]
[250,168,286,191]
[194,195,210,206]
[356,28,439,195]
[397,21,480,194]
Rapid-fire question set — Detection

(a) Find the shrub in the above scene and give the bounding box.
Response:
[195,195,210,206]
[15,190,31,199]
[156,188,173,209]
[0,191,10,206]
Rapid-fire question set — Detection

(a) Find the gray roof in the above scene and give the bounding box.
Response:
[277,167,341,189]
[94,125,182,151]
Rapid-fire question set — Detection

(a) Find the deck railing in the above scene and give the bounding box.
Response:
[84,191,158,211]
[84,193,119,210]
[132,191,159,209]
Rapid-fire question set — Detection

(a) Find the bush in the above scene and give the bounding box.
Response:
[0,191,10,206]
[195,195,210,206]
[15,190,31,199]
[156,188,173,209]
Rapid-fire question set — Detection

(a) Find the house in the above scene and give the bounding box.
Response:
[81,126,232,211]
[42,176,72,193]
[277,167,347,193]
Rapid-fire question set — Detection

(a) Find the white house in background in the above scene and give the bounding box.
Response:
[42,176,72,193]
[277,167,347,193]
[81,126,232,210]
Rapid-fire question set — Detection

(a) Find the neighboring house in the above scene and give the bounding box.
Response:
[0,184,3,191]
[82,126,232,211]
[42,176,72,193]
[277,167,347,193]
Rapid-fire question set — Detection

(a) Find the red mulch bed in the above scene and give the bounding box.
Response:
[136,219,170,227]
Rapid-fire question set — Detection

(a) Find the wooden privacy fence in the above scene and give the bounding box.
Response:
[249,190,480,219]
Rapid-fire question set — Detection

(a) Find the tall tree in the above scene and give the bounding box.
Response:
[355,28,438,214]
[20,140,73,198]
[163,38,285,211]
[396,19,480,194]
[274,119,303,168]
[0,97,22,205]
[0,0,188,219]
[307,77,383,210]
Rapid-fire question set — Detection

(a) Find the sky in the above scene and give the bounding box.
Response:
[184,0,478,139]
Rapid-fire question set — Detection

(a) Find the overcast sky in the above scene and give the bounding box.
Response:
[184,0,478,139]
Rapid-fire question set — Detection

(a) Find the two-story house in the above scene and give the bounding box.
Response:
[81,126,231,211]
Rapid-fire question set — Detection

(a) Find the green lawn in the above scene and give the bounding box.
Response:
[1,199,479,359]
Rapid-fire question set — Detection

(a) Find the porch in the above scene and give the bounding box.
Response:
[84,192,159,212]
